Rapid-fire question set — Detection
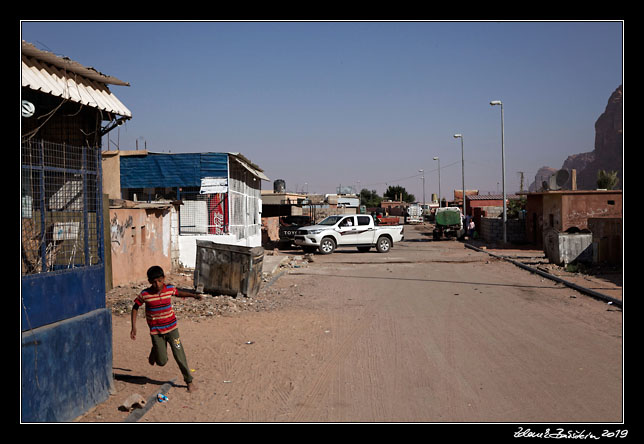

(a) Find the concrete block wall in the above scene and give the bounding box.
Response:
[479,217,526,243]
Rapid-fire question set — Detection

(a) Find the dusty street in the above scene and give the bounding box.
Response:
[77,225,623,423]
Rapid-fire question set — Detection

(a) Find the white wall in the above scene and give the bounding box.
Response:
[178,233,262,269]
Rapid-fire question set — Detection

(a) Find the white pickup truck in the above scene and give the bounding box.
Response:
[294,214,404,254]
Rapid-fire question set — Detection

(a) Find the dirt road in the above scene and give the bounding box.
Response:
[77,225,623,423]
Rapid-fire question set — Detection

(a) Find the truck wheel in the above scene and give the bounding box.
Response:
[319,237,336,254]
[357,246,371,252]
[376,236,391,253]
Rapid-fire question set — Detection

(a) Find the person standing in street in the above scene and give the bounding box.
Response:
[130,265,202,392]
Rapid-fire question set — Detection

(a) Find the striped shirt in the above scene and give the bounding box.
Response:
[134,284,179,335]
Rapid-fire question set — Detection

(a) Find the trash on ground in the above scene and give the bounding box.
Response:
[119,393,147,411]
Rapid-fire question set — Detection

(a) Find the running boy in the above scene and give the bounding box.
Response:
[130,265,202,392]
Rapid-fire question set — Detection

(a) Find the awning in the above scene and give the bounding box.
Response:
[21,41,132,118]
[229,153,270,181]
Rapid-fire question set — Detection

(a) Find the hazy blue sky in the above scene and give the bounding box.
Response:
[21,20,623,202]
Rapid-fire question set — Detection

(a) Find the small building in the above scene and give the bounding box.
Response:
[466,194,522,217]
[261,190,307,215]
[466,194,521,213]
[102,150,269,269]
[525,190,622,249]
[107,200,180,287]
[260,189,306,245]
[380,200,406,217]
[21,41,131,421]
[453,189,479,212]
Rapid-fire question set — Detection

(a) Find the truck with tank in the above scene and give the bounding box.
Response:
[432,207,464,240]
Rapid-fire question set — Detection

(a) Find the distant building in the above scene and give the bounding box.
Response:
[466,194,521,215]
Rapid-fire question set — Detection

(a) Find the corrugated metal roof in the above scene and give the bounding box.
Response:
[467,194,521,200]
[120,152,228,189]
[22,41,130,86]
[21,41,132,118]
[119,152,269,189]
[229,153,270,181]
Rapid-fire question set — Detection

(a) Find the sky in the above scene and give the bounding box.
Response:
[20,20,623,202]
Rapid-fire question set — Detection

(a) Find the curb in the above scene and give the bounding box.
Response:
[464,243,622,309]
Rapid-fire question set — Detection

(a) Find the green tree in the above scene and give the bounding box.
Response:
[383,185,415,203]
[507,197,527,219]
[596,170,619,190]
[359,188,382,208]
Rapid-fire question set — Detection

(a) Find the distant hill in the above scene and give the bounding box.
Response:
[529,85,623,191]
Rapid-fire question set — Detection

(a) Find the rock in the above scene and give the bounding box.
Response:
[119,393,147,411]
[527,85,622,191]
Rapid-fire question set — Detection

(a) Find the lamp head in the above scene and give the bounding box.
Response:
[490,100,502,106]
[453,134,462,139]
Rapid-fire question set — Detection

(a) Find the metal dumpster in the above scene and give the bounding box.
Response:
[194,240,264,297]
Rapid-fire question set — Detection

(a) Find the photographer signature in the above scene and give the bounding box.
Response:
[514,427,628,439]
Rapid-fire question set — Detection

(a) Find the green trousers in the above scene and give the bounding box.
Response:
[149,328,193,384]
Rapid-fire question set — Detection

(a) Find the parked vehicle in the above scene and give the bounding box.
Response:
[406,204,423,224]
[294,214,404,254]
[372,209,400,226]
[279,215,312,246]
[432,207,464,240]
[376,215,401,226]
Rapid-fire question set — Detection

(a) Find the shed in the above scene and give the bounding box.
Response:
[21,40,130,422]
[104,150,269,268]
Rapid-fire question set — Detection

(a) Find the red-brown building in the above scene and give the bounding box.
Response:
[466,194,521,214]
[525,190,622,248]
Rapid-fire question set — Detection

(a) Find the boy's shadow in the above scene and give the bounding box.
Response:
[113,368,183,389]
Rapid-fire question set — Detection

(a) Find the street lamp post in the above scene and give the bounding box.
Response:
[433,156,441,207]
[490,100,507,243]
[419,169,425,211]
[453,134,466,218]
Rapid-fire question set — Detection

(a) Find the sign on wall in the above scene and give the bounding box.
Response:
[200,177,228,194]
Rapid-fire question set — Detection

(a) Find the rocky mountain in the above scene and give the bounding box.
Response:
[529,85,623,191]
[577,85,623,190]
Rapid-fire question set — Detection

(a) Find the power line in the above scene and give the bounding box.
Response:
[359,160,461,189]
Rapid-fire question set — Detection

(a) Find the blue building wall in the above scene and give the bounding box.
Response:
[21,308,113,422]
[21,139,113,422]
[21,266,106,330]
[120,152,228,189]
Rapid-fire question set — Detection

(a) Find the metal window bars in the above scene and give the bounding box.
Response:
[21,139,103,275]
[177,161,260,241]
[228,160,261,241]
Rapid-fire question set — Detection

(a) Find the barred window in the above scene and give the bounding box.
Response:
[178,187,228,235]
[21,140,103,275]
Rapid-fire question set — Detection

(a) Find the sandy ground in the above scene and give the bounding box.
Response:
[75,225,623,423]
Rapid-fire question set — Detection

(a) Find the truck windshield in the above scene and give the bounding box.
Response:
[318,216,343,225]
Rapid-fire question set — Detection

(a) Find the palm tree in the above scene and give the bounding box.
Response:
[596,170,619,190]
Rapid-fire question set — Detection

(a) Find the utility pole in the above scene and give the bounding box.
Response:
[490,100,506,243]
